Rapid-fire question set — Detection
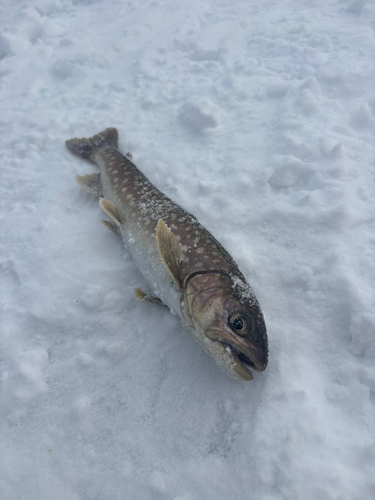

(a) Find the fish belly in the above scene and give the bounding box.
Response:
[95,148,182,316]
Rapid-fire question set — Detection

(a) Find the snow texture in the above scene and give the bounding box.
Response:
[1,0,375,499]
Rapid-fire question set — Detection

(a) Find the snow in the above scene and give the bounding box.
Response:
[1,0,375,498]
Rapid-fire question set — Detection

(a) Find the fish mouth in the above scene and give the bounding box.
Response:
[220,342,265,375]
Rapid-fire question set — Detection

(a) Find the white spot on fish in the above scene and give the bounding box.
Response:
[121,187,127,192]
[126,194,133,200]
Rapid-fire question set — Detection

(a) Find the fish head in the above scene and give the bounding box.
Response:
[183,272,268,381]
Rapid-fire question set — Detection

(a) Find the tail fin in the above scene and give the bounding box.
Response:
[66,128,119,160]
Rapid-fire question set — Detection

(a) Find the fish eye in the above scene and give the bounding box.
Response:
[229,313,250,336]
[233,318,244,330]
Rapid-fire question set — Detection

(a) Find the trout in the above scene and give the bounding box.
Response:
[66,128,268,380]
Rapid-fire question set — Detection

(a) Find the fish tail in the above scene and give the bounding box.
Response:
[66,127,119,160]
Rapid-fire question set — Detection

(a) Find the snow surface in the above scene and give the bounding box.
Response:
[1,0,375,498]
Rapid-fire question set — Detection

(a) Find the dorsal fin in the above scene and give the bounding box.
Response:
[99,199,123,227]
[156,219,183,288]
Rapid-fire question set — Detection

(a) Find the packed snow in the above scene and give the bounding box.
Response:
[1,0,375,499]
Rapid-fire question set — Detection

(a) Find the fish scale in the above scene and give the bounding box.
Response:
[66,128,268,380]
[97,145,237,277]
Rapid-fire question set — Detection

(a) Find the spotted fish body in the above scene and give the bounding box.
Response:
[66,128,268,380]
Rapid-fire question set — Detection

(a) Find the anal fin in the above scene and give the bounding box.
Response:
[134,288,164,306]
[100,199,123,227]
[76,173,101,196]
[102,219,120,236]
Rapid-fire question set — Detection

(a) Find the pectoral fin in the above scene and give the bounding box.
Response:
[100,199,123,227]
[134,288,164,306]
[156,219,183,288]
[76,173,101,196]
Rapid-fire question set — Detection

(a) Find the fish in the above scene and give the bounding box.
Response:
[66,128,268,380]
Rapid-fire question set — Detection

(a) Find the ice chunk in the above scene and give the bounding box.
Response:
[178,97,220,132]
[0,32,30,56]
[52,59,85,80]
[319,136,342,157]
[285,266,313,289]
[16,349,49,402]
[283,77,322,103]
[19,348,49,379]
[81,285,105,309]
[349,312,375,357]
[266,80,291,99]
[78,352,92,366]
[189,49,223,62]
[102,289,125,313]
[73,396,91,418]
[107,341,128,362]
[350,100,374,129]
[346,0,367,15]
[268,156,311,188]
[122,461,134,478]
[297,89,319,114]
[150,472,167,493]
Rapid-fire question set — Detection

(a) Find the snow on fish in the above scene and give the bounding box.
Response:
[66,128,268,380]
